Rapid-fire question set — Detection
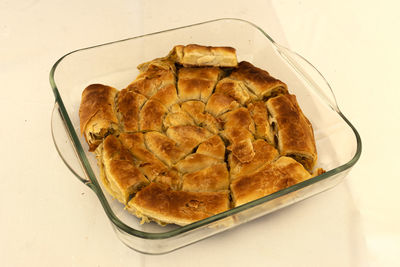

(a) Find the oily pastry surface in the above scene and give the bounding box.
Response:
[79,44,322,226]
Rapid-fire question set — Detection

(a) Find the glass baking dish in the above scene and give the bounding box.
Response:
[50,18,361,254]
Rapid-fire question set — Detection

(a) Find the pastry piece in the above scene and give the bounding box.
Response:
[230,157,312,207]
[247,101,274,144]
[79,46,323,226]
[215,77,256,105]
[127,183,230,226]
[205,93,240,117]
[139,99,167,132]
[229,139,279,179]
[196,135,226,161]
[149,83,179,109]
[79,84,119,151]
[144,132,186,167]
[230,61,288,99]
[163,110,195,128]
[127,67,175,98]
[96,135,149,204]
[182,163,229,192]
[220,107,255,133]
[119,133,168,181]
[166,125,212,155]
[177,67,222,102]
[116,88,147,132]
[181,101,222,134]
[175,153,221,174]
[137,57,176,74]
[266,94,317,171]
[220,108,256,163]
[171,44,238,67]
[152,169,181,190]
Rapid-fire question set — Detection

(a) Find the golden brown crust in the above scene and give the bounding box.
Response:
[230,157,311,207]
[166,125,212,155]
[229,139,279,179]
[174,153,221,174]
[127,183,230,226]
[79,84,119,151]
[137,57,176,74]
[181,101,222,134]
[98,135,149,204]
[127,68,175,98]
[266,94,317,171]
[139,99,167,132]
[230,61,288,99]
[149,84,179,108]
[182,163,229,192]
[80,46,322,226]
[116,88,147,132]
[247,101,274,144]
[177,67,222,102]
[205,93,240,117]
[144,132,186,167]
[215,77,255,105]
[196,135,226,160]
[172,44,238,67]
[220,108,255,163]
[119,132,168,180]
[163,110,195,129]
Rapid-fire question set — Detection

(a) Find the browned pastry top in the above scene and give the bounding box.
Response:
[79,44,320,226]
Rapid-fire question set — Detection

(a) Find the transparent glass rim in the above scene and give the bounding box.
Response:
[49,18,362,240]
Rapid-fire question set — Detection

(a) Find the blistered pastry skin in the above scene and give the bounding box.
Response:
[80,44,321,226]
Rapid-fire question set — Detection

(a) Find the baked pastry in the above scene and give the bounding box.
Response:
[230,156,312,207]
[95,135,149,204]
[127,183,230,226]
[79,44,322,226]
[171,44,238,67]
[230,61,288,100]
[79,84,119,151]
[266,94,317,171]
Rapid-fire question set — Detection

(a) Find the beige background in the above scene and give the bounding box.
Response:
[1,0,399,266]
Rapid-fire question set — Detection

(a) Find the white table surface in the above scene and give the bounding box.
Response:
[1,0,399,266]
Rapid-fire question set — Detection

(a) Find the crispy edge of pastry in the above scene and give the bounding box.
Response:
[267,94,317,171]
[127,183,230,226]
[230,61,288,99]
[96,135,149,204]
[171,44,238,67]
[230,156,311,207]
[79,84,119,151]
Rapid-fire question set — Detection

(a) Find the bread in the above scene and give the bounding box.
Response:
[79,44,322,226]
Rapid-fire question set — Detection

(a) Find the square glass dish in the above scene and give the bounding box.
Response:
[50,18,361,254]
